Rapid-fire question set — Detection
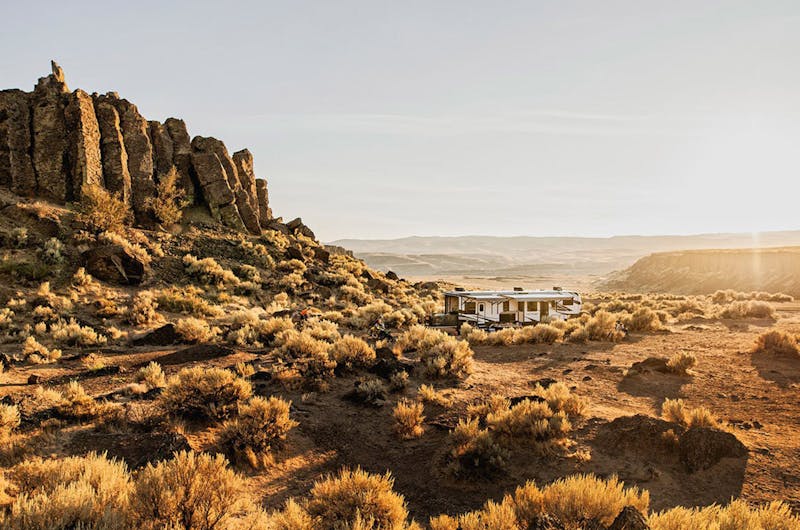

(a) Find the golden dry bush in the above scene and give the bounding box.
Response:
[416,384,452,407]
[536,382,587,417]
[625,307,663,332]
[129,451,250,530]
[268,498,314,530]
[751,330,799,356]
[136,361,167,390]
[331,334,376,368]
[274,329,332,360]
[174,317,220,343]
[719,300,775,319]
[75,183,131,234]
[155,286,221,316]
[160,366,252,421]
[666,352,697,375]
[648,499,800,530]
[303,318,341,343]
[21,336,61,364]
[388,371,409,392]
[486,400,571,450]
[305,468,411,530]
[182,254,239,286]
[218,396,298,465]
[4,452,131,529]
[535,474,649,527]
[51,318,107,347]
[394,327,475,380]
[146,167,188,225]
[0,404,20,438]
[55,381,116,421]
[662,399,718,429]
[393,399,424,439]
[446,418,509,479]
[126,291,160,325]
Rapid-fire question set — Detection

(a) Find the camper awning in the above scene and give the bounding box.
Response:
[503,293,574,301]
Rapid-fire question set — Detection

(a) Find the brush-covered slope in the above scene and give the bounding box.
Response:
[603,246,800,296]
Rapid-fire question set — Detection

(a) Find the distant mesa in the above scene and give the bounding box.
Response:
[0,61,271,233]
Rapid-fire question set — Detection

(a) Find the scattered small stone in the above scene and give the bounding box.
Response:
[27,374,42,385]
[582,375,592,382]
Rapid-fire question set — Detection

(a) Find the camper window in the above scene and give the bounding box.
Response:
[562,299,573,306]
[502,301,510,311]
[464,301,476,313]
[478,303,485,312]
[527,301,537,311]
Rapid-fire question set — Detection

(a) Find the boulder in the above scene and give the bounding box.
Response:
[148,120,174,180]
[65,89,104,199]
[31,66,70,201]
[386,271,399,281]
[368,277,390,293]
[312,246,330,263]
[112,97,155,223]
[93,94,131,203]
[628,357,670,375]
[527,515,566,530]
[82,244,147,285]
[287,217,315,239]
[164,117,196,203]
[255,178,271,225]
[0,90,37,194]
[132,323,179,346]
[608,506,650,530]
[285,246,304,260]
[265,220,290,235]
[678,426,748,473]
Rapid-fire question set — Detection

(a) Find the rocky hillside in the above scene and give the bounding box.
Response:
[602,246,800,296]
[0,62,270,233]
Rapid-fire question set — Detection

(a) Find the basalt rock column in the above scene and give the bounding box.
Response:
[112,97,155,224]
[31,61,70,201]
[0,90,37,194]
[164,118,197,204]
[65,89,104,198]
[255,179,271,227]
[93,94,132,203]
[148,120,174,181]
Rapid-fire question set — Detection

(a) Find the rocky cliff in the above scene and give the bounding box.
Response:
[0,62,271,233]
[602,246,800,296]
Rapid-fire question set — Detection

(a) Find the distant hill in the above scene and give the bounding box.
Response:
[329,232,800,279]
[602,246,800,295]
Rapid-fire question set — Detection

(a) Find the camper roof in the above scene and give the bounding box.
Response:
[443,289,578,301]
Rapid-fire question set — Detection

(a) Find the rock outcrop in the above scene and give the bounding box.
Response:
[0,62,272,233]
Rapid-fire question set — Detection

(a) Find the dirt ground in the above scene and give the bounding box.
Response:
[2,304,799,521]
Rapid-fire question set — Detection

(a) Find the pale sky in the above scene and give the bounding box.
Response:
[2,1,799,241]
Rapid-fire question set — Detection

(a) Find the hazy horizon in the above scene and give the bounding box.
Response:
[3,0,800,241]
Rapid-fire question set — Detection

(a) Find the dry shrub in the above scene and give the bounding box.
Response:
[146,167,188,225]
[136,361,167,390]
[0,404,20,438]
[395,326,474,379]
[751,330,799,356]
[567,310,624,343]
[648,499,800,530]
[446,418,509,479]
[227,314,295,347]
[719,300,775,319]
[268,498,313,530]
[393,399,425,439]
[305,468,411,530]
[174,317,219,343]
[538,474,649,527]
[126,291,160,325]
[49,318,107,347]
[130,451,250,530]
[76,183,131,234]
[666,352,697,375]
[218,396,298,466]
[40,237,64,265]
[155,286,221,317]
[389,371,409,392]
[331,335,376,368]
[182,254,239,286]
[5,452,131,529]
[417,384,452,407]
[662,398,718,429]
[394,325,449,354]
[303,318,341,343]
[55,381,113,420]
[485,400,570,453]
[347,301,392,329]
[22,336,61,364]
[160,366,252,421]
[625,307,663,332]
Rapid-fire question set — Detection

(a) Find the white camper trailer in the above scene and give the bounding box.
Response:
[442,288,582,327]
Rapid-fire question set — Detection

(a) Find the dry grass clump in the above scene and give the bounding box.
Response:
[662,398,718,429]
[347,300,392,329]
[51,318,107,347]
[624,307,663,332]
[226,314,295,347]
[331,335,376,368]
[146,167,187,226]
[21,336,61,364]
[393,399,425,439]
[4,452,132,529]
[417,384,452,407]
[174,317,220,343]
[39,237,64,265]
[125,291,161,325]
[389,371,409,392]
[160,366,253,421]
[395,326,473,379]
[182,254,239,287]
[303,318,341,343]
[136,361,167,390]
[76,183,131,234]
[445,418,510,479]
[666,352,697,375]
[218,396,298,466]
[464,323,565,346]
[304,468,412,530]
[0,404,20,438]
[711,289,794,304]
[97,230,152,266]
[155,286,221,317]
[55,381,118,421]
[567,310,625,343]
[275,329,332,359]
[719,300,775,319]
[648,499,800,530]
[129,451,250,530]
[751,329,799,356]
